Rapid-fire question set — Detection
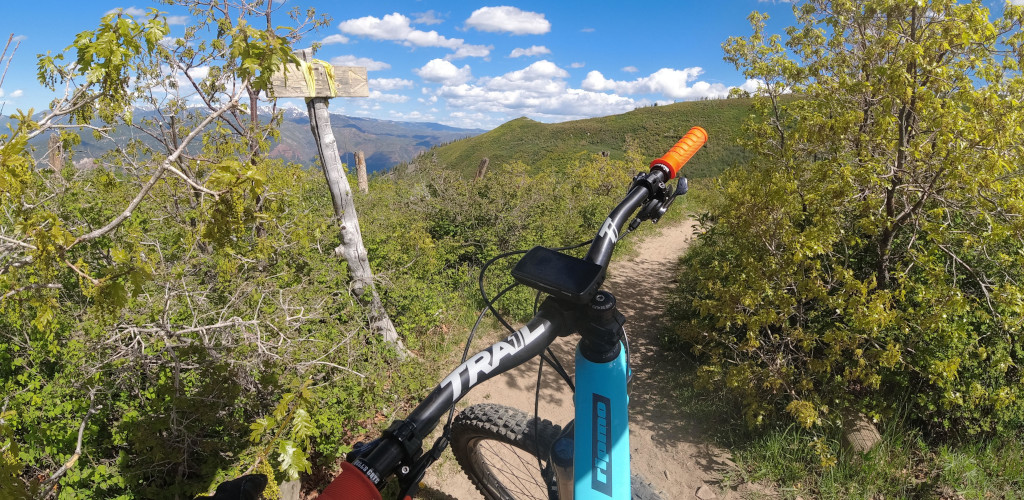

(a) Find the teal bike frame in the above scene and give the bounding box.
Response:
[572,338,631,499]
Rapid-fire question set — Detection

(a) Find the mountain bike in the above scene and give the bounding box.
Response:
[319,126,709,500]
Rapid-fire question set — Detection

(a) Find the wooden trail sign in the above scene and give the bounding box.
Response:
[268,55,368,99]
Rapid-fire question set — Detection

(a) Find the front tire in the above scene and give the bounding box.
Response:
[450,404,665,500]
[450,404,560,500]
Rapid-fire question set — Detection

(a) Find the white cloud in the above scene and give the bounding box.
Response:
[412,10,444,25]
[329,55,391,71]
[339,13,490,59]
[1010,0,1024,5]
[12,35,27,43]
[389,110,435,122]
[465,6,551,35]
[321,34,349,45]
[340,13,452,45]
[581,28,595,33]
[509,45,551,58]
[371,78,414,91]
[105,7,183,24]
[582,67,731,100]
[739,79,765,93]
[438,84,639,122]
[478,60,568,92]
[445,111,493,129]
[106,6,148,17]
[370,90,409,103]
[415,59,473,84]
[450,44,493,60]
[622,66,639,73]
[186,66,209,80]
[425,60,642,126]
[570,62,585,69]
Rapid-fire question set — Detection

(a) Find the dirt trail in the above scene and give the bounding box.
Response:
[420,219,768,499]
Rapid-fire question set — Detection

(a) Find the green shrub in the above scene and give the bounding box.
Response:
[673,0,1024,437]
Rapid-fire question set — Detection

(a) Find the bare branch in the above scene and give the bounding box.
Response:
[295,360,365,378]
[70,94,241,248]
[0,33,21,91]
[26,91,103,142]
[39,389,100,500]
[172,318,258,336]
[163,163,222,197]
[64,259,99,285]
[0,234,36,251]
[2,283,62,301]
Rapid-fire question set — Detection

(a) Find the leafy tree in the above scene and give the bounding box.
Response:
[0,2,389,497]
[676,0,1024,438]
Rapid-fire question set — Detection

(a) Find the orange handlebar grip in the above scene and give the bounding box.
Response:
[318,462,383,500]
[649,126,708,179]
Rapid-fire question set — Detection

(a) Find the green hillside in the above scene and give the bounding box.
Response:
[414,97,753,179]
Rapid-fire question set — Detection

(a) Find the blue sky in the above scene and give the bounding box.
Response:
[0,1,1017,129]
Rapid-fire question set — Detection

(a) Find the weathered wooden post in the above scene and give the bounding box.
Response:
[474,157,489,180]
[48,132,64,172]
[269,49,409,359]
[355,151,368,194]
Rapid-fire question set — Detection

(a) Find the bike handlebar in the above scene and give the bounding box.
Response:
[649,126,708,179]
[322,126,708,498]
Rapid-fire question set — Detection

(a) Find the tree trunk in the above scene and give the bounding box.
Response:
[304,88,408,359]
[355,150,368,194]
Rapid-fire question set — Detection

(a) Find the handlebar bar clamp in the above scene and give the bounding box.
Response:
[382,419,423,465]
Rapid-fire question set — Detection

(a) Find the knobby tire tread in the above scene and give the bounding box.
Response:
[450,403,664,500]
[450,403,561,500]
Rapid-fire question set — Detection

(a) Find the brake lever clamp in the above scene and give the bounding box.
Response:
[628,172,672,203]
[627,171,679,228]
[396,434,450,500]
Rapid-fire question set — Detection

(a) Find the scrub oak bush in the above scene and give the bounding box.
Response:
[673,0,1024,437]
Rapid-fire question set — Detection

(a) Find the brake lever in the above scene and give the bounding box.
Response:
[396,434,450,500]
[629,176,688,230]
[658,176,688,217]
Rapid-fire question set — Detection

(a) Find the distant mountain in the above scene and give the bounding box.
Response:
[5,107,484,173]
[413,98,753,180]
[272,108,484,172]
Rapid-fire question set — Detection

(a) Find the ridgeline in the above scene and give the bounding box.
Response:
[409,98,752,179]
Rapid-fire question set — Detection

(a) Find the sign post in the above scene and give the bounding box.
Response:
[270,49,409,359]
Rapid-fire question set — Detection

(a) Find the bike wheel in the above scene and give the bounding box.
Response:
[450,403,560,500]
[451,404,666,500]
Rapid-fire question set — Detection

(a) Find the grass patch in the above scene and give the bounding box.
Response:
[659,341,1024,499]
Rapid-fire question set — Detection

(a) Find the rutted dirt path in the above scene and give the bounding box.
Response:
[420,219,771,499]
